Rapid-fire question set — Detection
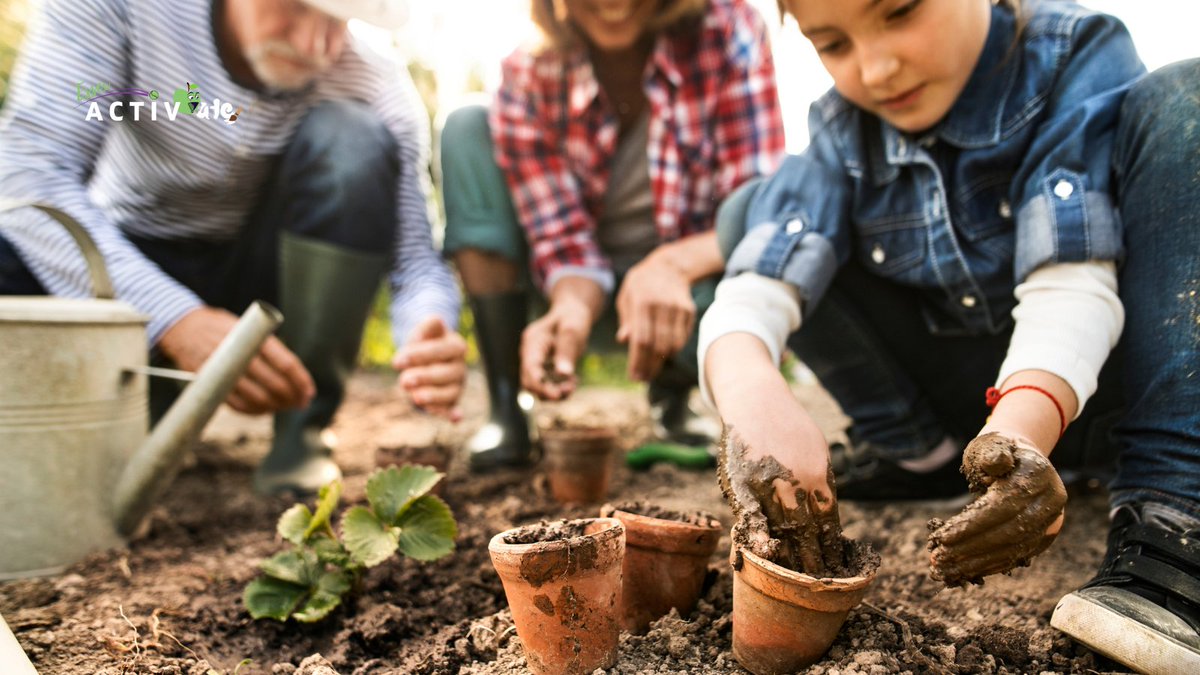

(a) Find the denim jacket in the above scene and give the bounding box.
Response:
[727,0,1146,336]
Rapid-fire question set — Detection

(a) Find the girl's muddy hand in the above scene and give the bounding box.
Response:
[719,428,845,576]
[927,432,1067,586]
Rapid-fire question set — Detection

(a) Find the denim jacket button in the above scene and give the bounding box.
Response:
[998,199,1012,219]
[960,294,978,308]
[785,218,804,235]
[1054,180,1074,200]
[871,244,886,264]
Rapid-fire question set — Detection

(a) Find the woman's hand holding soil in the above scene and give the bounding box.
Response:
[928,432,1067,586]
[393,316,468,421]
[616,252,696,382]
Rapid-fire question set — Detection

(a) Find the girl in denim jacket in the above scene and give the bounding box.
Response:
[699,1,1200,670]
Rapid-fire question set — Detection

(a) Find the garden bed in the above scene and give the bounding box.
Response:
[0,372,1125,674]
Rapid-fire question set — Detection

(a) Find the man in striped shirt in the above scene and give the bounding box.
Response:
[0,0,465,494]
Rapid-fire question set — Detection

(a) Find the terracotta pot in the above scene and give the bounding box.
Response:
[539,427,617,504]
[731,547,877,674]
[600,503,721,633]
[488,517,626,675]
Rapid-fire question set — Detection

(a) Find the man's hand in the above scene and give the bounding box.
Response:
[616,254,695,382]
[393,316,467,422]
[519,297,591,401]
[158,306,314,415]
[928,432,1067,586]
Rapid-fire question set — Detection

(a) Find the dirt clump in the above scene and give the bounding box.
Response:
[717,427,868,578]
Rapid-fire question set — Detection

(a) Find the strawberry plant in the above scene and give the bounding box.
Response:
[243,465,457,622]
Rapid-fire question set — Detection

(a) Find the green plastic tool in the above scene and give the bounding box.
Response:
[625,442,716,470]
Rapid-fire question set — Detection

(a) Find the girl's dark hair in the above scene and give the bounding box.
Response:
[531,0,707,53]
[776,0,1024,27]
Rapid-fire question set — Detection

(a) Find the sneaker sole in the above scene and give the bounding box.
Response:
[1052,591,1200,675]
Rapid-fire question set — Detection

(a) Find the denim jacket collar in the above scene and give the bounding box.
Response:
[879,3,1019,171]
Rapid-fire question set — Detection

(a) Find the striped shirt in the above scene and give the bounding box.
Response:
[0,0,459,347]
[491,0,786,293]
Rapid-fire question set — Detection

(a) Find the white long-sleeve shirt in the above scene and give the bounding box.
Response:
[0,0,459,346]
[698,261,1123,417]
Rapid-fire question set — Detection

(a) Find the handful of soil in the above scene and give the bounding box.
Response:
[718,428,868,578]
[927,432,1067,587]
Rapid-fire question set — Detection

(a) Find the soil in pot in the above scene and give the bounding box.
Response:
[487,517,625,675]
[538,424,617,504]
[719,429,881,674]
[599,501,722,634]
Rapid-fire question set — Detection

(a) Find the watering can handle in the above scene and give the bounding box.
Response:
[0,199,114,299]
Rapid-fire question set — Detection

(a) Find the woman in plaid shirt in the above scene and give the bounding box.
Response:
[441,0,785,469]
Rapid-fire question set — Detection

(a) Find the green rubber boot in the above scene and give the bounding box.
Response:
[464,291,534,471]
[254,233,388,495]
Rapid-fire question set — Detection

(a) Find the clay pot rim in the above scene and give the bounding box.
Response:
[601,506,722,555]
[738,547,876,591]
[488,517,625,556]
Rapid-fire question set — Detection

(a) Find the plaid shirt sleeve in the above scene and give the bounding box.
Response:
[490,52,611,294]
[712,0,786,202]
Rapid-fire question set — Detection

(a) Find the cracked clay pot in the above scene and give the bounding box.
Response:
[488,517,625,675]
[731,546,877,674]
[600,503,722,634]
[540,426,618,504]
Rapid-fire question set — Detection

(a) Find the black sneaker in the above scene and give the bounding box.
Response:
[830,439,967,501]
[1051,502,1200,674]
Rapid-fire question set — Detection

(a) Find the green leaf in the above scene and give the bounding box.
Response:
[277,504,313,546]
[311,536,351,567]
[342,506,401,568]
[305,480,342,539]
[243,576,307,621]
[292,570,352,623]
[259,549,319,586]
[366,465,443,524]
[396,495,457,561]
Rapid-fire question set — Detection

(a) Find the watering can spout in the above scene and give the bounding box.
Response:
[113,301,283,536]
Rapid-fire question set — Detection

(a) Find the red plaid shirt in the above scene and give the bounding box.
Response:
[490,0,785,292]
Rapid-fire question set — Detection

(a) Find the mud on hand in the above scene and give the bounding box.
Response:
[927,432,1066,587]
[718,427,847,577]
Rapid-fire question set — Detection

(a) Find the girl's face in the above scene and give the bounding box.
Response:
[565,0,658,52]
[785,0,991,133]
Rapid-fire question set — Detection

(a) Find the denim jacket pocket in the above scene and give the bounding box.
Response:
[856,214,926,282]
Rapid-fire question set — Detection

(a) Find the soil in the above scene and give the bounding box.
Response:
[0,372,1129,674]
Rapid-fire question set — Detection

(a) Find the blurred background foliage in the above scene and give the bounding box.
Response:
[0,0,32,108]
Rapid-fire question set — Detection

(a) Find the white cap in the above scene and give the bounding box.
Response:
[300,0,408,29]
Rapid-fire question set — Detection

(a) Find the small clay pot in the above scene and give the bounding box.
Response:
[539,426,617,504]
[600,502,722,633]
[488,518,626,675]
[731,546,877,674]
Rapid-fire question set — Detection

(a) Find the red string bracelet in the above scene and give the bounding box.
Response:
[985,385,1068,439]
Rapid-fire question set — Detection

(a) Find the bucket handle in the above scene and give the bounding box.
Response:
[0,199,114,299]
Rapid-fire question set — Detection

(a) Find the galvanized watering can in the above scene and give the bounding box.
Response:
[0,203,281,579]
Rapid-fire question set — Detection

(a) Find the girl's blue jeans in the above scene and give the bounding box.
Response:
[717,60,1200,515]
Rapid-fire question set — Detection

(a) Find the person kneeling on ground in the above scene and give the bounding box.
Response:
[440,0,786,469]
[0,0,465,495]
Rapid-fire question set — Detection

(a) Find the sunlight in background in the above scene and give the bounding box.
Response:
[369,0,1198,152]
